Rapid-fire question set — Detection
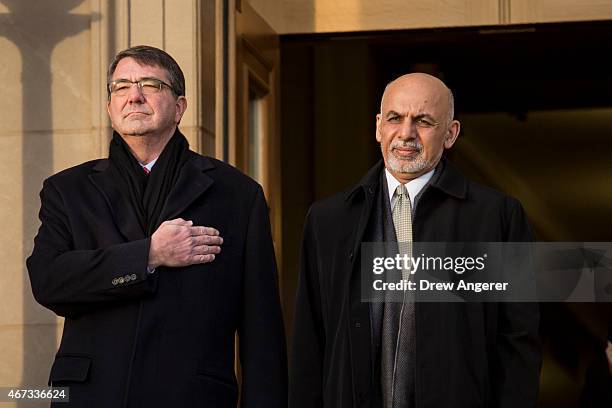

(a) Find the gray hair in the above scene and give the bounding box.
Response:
[107,45,185,97]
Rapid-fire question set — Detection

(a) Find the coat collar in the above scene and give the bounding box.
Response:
[344,160,384,202]
[344,156,467,203]
[159,152,216,221]
[429,157,467,199]
[89,151,216,240]
[342,156,467,274]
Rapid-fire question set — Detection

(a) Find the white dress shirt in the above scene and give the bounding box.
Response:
[385,167,435,214]
[141,157,158,173]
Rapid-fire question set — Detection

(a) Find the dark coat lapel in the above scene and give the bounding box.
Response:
[89,160,145,242]
[159,152,215,222]
[346,160,384,401]
[88,152,216,242]
[345,161,385,261]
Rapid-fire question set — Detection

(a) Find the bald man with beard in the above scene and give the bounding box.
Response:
[289,73,541,408]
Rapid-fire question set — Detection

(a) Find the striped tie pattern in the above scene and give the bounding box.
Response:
[392,184,413,279]
[381,183,415,408]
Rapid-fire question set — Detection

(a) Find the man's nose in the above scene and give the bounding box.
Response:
[126,83,145,103]
[397,118,417,140]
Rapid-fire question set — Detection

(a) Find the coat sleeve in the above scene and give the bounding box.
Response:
[26,179,157,319]
[239,185,288,407]
[491,198,542,407]
[289,207,326,408]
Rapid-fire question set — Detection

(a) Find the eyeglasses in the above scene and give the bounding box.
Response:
[108,78,175,96]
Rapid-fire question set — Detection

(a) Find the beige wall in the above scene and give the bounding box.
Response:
[249,0,612,33]
[511,0,612,24]
[249,0,498,33]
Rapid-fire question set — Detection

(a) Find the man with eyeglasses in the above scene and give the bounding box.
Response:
[27,45,287,407]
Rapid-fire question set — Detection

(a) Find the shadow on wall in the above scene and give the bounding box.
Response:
[0,0,98,390]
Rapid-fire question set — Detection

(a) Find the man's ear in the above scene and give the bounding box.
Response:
[443,120,461,149]
[106,100,114,128]
[375,113,382,143]
[175,96,188,123]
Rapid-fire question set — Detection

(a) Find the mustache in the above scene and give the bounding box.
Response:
[390,140,422,150]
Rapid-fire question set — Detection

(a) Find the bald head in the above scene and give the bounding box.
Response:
[380,73,454,125]
[375,72,461,183]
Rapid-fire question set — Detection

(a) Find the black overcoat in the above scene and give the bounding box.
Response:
[289,159,541,408]
[27,150,287,407]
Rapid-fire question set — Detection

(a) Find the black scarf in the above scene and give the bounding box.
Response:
[108,129,191,236]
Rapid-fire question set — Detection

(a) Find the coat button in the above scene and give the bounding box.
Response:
[119,277,125,284]
[124,274,131,281]
[131,274,137,280]
[112,278,118,285]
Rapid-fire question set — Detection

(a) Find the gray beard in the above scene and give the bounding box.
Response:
[385,149,436,174]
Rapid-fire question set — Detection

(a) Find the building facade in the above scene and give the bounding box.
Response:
[1,0,611,406]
